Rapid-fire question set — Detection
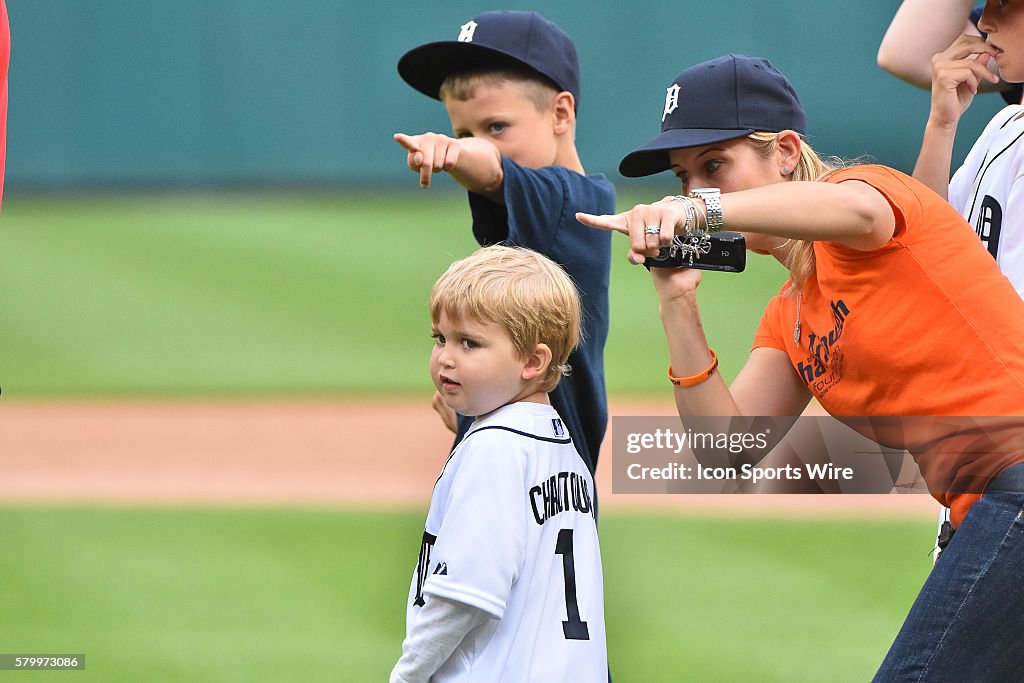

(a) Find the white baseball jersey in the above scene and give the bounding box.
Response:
[949,104,1024,299]
[404,401,606,682]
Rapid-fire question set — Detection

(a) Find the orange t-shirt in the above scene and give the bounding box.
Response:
[752,165,1024,525]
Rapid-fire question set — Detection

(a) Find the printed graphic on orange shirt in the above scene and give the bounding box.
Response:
[796,299,849,398]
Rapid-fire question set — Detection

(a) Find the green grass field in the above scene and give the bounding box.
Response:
[0,191,787,396]
[0,507,931,682]
[0,192,927,681]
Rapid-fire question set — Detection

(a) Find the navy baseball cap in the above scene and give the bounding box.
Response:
[397,11,580,109]
[619,55,807,178]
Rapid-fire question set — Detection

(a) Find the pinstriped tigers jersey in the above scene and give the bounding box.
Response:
[949,104,1024,299]
[404,402,606,682]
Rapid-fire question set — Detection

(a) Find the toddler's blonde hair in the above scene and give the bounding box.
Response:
[430,245,581,391]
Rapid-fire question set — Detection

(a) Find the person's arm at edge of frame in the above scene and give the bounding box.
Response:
[877,0,987,90]
[390,595,490,683]
[0,0,9,211]
[913,35,999,197]
[393,132,504,202]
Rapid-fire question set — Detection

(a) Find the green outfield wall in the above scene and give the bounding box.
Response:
[4,0,1005,189]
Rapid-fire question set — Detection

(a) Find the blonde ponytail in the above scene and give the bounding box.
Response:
[746,132,847,294]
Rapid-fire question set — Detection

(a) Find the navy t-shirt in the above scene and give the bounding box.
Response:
[454,157,615,475]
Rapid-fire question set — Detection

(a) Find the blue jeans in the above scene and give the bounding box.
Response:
[874,473,1024,681]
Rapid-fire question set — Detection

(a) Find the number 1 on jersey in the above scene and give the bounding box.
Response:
[555,528,590,640]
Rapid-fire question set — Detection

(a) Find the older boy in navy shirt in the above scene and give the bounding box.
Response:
[394,11,614,475]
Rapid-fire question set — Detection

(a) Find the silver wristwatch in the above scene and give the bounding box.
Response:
[689,187,723,233]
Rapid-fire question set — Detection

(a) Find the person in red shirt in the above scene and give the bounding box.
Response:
[578,54,1024,681]
[0,0,10,209]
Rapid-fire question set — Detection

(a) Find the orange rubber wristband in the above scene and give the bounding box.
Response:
[668,349,719,387]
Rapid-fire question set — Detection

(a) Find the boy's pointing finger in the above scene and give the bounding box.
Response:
[393,133,419,153]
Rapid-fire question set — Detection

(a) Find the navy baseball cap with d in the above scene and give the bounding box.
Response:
[619,55,807,178]
[397,11,580,108]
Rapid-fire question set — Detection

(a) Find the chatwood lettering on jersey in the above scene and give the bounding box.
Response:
[529,471,593,525]
[797,298,849,396]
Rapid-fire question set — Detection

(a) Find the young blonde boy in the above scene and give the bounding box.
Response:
[394,11,614,477]
[391,245,606,683]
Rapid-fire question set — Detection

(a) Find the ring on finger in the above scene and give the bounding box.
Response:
[644,225,661,235]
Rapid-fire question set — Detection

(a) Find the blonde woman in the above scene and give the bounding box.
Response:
[578,54,1024,680]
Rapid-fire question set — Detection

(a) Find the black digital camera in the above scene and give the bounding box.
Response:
[644,231,746,273]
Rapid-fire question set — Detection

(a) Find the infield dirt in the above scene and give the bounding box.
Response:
[0,399,936,519]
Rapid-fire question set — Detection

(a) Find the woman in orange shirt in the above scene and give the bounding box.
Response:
[578,54,1024,680]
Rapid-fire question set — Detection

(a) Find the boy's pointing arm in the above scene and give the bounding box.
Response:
[394,132,504,202]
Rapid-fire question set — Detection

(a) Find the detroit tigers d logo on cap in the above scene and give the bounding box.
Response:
[619,54,809,178]
[662,84,680,123]
[397,11,581,108]
[457,20,477,42]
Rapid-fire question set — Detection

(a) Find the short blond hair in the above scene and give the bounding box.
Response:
[430,245,581,391]
[439,66,560,113]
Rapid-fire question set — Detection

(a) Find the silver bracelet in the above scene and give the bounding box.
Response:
[671,195,697,233]
[689,188,723,233]
[669,195,712,265]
